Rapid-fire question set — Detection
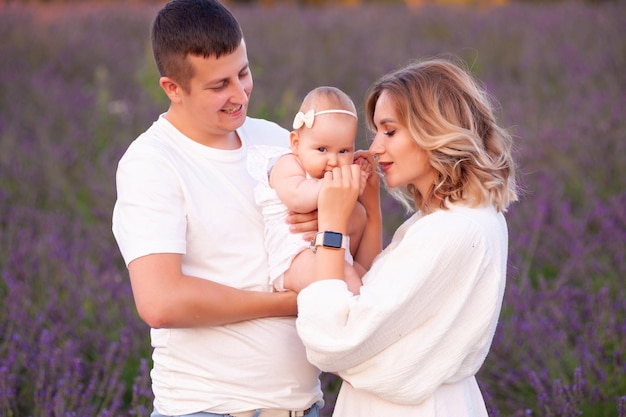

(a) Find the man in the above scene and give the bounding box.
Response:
[112,1,322,416]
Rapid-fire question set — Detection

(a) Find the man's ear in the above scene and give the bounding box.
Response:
[159,76,183,103]
[289,131,300,155]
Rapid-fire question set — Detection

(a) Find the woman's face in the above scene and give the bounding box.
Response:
[368,90,437,198]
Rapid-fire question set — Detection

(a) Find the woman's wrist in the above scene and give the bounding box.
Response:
[317,216,349,234]
[318,225,348,234]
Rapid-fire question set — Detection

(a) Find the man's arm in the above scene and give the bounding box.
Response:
[128,253,297,328]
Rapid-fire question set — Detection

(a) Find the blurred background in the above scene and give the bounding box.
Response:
[0,0,624,416]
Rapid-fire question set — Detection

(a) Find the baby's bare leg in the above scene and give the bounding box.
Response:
[284,249,363,295]
[283,249,317,293]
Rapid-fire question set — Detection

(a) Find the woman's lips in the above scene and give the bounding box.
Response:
[378,161,392,173]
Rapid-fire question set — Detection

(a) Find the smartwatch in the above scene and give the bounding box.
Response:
[310,231,350,253]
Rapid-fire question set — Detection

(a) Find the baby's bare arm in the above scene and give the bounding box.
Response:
[270,154,321,213]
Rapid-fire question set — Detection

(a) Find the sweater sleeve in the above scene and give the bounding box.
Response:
[296,208,507,404]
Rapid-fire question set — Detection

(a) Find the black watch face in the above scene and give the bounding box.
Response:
[323,231,343,248]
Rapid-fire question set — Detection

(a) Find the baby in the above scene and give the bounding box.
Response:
[248,86,374,294]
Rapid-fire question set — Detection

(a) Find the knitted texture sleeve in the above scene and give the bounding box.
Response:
[296,206,508,404]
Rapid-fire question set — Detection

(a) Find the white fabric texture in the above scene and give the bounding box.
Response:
[296,204,508,417]
[247,145,353,291]
[112,115,322,415]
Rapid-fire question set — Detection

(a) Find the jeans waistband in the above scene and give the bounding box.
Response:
[226,407,312,417]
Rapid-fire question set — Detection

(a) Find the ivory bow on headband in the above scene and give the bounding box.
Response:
[292,109,358,130]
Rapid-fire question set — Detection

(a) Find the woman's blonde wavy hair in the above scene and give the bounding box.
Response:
[365,57,519,213]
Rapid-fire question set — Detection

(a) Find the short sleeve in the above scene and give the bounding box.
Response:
[112,143,187,266]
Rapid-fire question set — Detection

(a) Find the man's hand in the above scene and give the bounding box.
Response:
[286,209,318,241]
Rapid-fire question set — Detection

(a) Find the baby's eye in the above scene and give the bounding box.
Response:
[339,149,350,154]
[317,147,327,152]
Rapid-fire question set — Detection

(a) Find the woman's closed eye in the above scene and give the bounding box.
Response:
[383,129,396,137]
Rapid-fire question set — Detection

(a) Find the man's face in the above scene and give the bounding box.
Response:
[178,40,253,143]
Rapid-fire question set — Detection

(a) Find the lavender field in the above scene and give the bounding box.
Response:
[1,2,625,416]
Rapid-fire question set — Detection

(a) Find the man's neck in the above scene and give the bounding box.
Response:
[163,110,241,150]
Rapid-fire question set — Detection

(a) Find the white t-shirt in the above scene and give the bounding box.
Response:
[296,204,508,417]
[112,115,322,415]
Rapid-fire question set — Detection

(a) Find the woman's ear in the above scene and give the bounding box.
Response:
[159,76,182,104]
[289,131,300,155]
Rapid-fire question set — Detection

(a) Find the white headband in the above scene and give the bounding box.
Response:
[292,109,358,130]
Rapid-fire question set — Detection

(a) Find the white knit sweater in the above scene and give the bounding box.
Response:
[296,204,508,416]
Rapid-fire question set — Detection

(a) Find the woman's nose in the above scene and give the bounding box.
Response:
[369,136,383,156]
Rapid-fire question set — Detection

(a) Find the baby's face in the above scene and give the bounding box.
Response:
[293,114,358,179]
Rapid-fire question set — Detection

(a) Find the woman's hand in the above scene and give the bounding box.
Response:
[318,164,361,233]
[355,151,373,195]
[354,151,381,212]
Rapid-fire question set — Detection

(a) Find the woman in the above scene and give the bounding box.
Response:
[296,58,519,417]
